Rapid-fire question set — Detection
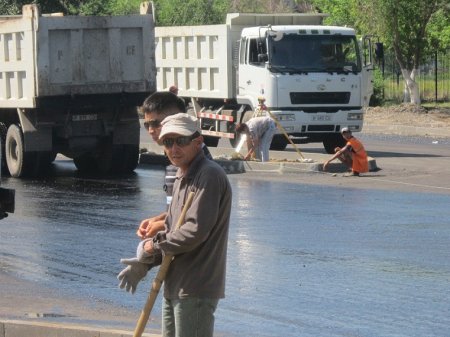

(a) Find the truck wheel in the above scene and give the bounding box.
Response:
[227,122,238,148]
[203,136,219,148]
[122,144,140,172]
[0,123,8,175]
[323,134,346,154]
[109,144,139,173]
[5,124,34,177]
[34,151,54,174]
[46,151,57,163]
[95,143,139,174]
[228,109,253,148]
[74,153,97,173]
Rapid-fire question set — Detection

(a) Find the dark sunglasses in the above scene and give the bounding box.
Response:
[143,119,161,130]
[162,133,200,148]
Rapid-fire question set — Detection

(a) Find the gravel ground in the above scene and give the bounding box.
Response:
[364,104,450,133]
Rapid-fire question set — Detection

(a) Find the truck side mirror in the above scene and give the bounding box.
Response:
[258,54,268,62]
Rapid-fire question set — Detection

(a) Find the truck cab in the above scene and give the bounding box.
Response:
[237,25,373,152]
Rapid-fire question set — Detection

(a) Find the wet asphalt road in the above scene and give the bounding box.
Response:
[1,137,450,336]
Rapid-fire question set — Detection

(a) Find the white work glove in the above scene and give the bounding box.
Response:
[117,257,153,294]
[136,238,156,264]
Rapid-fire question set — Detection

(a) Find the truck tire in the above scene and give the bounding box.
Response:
[323,134,346,154]
[123,144,140,172]
[203,136,219,148]
[74,153,97,173]
[0,123,8,175]
[46,151,57,163]
[227,121,238,148]
[5,124,34,177]
[228,109,253,148]
[75,144,138,175]
[109,144,139,173]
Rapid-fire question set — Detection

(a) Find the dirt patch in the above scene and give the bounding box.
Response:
[365,104,450,128]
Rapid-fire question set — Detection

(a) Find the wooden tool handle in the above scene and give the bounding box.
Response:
[133,191,195,337]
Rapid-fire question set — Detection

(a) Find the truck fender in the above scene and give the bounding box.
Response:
[17,108,52,152]
[236,95,257,113]
[235,105,246,124]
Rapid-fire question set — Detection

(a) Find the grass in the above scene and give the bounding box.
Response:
[383,76,449,103]
[422,101,450,108]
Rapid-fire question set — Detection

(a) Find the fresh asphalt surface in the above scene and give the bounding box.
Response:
[1,128,450,336]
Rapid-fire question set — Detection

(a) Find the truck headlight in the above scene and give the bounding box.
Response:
[347,113,363,120]
[277,114,295,121]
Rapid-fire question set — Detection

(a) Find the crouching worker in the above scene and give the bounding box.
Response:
[118,113,232,337]
[323,127,369,176]
[235,116,276,162]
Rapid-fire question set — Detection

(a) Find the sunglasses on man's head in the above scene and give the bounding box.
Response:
[162,132,200,148]
[143,119,161,131]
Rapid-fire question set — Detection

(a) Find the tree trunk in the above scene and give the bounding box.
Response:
[401,68,421,104]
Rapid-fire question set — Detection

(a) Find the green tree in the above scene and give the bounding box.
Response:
[109,0,142,15]
[152,0,302,25]
[0,0,65,14]
[427,7,450,53]
[0,0,108,15]
[310,0,358,27]
[71,0,142,15]
[229,0,296,13]
[313,0,450,104]
[68,0,113,15]
[0,0,21,14]
[0,0,143,15]
[153,0,229,26]
[357,0,447,104]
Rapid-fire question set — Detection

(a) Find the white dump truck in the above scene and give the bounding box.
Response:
[0,4,155,177]
[155,13,374,153]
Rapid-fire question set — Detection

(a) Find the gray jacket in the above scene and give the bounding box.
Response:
[155,151,232,299]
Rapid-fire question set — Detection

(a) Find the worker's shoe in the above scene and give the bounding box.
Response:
[343,171,360,177]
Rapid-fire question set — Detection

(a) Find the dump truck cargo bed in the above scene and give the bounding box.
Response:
[155,12,326,99]
[0,5,156,108]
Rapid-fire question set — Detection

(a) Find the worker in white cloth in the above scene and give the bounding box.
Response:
[236,116,277,162]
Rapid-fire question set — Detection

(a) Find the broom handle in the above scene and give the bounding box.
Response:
[133,191,195,337]
[266,109,305,159]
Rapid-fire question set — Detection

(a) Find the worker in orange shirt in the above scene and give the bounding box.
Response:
[323,127,369,176]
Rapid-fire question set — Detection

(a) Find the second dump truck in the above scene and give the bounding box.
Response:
[155,13,374,153]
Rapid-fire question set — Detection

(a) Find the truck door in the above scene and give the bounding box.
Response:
[361,36,374,106]
[238,36,268,109]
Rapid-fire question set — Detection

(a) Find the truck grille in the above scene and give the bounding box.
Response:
[308,125,335,132]
[290,92,351,104]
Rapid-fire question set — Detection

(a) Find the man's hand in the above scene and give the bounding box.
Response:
[136,238,156,263]
[117,258,153,294]
[136,212,167,239]
[323,160,330,171]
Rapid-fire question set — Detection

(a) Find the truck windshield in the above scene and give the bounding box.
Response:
[268,33,361,74]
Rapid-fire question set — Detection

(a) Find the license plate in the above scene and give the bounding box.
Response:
[72,114,98,122]
[312,115,332,122]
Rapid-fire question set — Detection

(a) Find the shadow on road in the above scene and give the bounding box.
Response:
[366,151,445,158]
